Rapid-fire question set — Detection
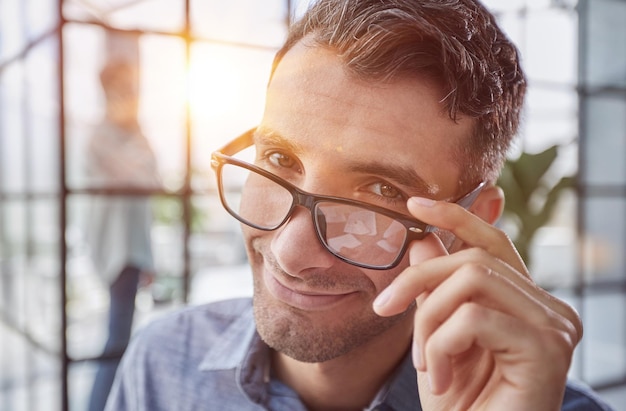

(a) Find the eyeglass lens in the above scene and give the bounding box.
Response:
[219,163,409,268]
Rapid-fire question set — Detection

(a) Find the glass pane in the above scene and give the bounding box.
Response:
[1,200,28,326]
[524,9,577,85]
[1,35,59,194]
[0,196,62,411]
[66,194,109,361]
[63,0,185,33]
[0,327,61,411]
[25,199,61,353]
[26,36,60,193]
[189,195,251,305]
[581,95,626,186]
[528,191,578,289]
[0,63,26,193]
[67,192,184,408]
[189,42,274,191]
[30,349,62,411]
[582,292,626,386]
[0,0,57,62]
[0,253,28,323]
[64,24,186,191]
[0,1,26,61]
[582,0,626,88]
[25,0,59,40]
[141,34,187,191]
[522,87,579,156]
[582,197,626,282]
[189,194,246,269]
[66,192,185,352]
[68,361,97,411]
[148,196,186,305]
[191,0,287,47]
[64,23,108,190]
[0,326,29,410]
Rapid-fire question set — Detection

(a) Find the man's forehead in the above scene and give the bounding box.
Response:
[262,43,473,199]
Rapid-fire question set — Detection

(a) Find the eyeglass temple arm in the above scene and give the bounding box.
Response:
[216,128,256,156]
[456,181,486,208]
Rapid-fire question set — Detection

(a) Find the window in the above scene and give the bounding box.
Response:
[1,1,624,409]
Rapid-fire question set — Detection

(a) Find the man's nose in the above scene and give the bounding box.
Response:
[270,206,336,276]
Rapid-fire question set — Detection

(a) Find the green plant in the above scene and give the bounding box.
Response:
[497,145,575,265]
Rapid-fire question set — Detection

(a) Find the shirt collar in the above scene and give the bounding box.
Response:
[198,303,257,371]
[379,352,422,411]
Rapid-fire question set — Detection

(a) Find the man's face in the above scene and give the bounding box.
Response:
[247,41,475,363]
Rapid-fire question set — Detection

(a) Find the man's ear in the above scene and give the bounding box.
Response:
[469,184,504,225]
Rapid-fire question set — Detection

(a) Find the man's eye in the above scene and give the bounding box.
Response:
[368,182,403,199]
[268,152,297,169]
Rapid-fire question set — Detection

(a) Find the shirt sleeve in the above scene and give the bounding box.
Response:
[562,379,616,411]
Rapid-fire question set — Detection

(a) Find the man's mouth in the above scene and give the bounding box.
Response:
[262,268,359,311]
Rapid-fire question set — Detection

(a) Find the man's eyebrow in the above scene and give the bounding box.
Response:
[347,161,436,196]
[252,128,303,155]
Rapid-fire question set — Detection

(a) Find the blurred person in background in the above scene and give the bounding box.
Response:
[85,32,160,411]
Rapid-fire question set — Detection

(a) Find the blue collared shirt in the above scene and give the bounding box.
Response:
[106,298,613,411]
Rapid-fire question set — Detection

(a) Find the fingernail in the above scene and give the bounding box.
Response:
[412,341,423,369]
[373,287,392,309]
[409,197,436,207]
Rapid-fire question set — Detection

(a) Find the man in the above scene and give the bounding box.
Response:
[106,0,613,409]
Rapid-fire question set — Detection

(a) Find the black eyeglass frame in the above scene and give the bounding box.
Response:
[211,128,485,270]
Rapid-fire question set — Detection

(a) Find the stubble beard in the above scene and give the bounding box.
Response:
[252,275,411,363]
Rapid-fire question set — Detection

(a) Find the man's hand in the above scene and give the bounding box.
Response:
[373,191,583,411]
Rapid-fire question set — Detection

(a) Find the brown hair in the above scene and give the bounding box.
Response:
[271,0,526,190]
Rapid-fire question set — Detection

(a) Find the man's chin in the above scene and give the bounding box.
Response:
[252,288,411,363]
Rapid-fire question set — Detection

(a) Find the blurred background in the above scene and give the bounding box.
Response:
[1,0,626,410]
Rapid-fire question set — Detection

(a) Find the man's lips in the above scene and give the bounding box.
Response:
[262,269,358,311]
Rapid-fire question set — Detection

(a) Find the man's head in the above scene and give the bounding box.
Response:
[234,0,526,364]
[271,0,526,192]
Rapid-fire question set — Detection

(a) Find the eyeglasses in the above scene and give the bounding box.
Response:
[211,129,485,270]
